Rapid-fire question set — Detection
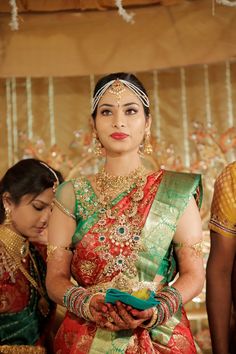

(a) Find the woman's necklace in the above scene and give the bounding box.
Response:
[93,165,150,280]
[0,225,50,317]
[95,165,147,207]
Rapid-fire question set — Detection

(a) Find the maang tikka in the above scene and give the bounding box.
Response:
[108,79,126,105]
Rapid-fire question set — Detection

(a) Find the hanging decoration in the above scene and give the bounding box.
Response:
[152,70,161,141]
[180,67,190,169]
[48,77,56,146]
[216,0,236,6]
[5,79,13,167]
[225,61,234,127]
[26,77,33,140]
[203,64,212,128]
[9,0,19,30]
[11,78,18,163]
[115,0,135,23]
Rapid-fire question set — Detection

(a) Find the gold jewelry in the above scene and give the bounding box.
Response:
[95,165,147,207]
[108,79,126,105]
[47,243,72,261]
[142,132,153,155]
[93,166,150,279]
[140,307,158,329]
[3,207,12,226]
[53,199,76,220]
[93,133,103,156]
[0,225,50,317]
[173,240,203,257]
[0,345,46,353]
[92,79,149,114]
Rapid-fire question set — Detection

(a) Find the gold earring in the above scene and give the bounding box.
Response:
[93,133,103,156]
[4,207,12,226]
[143,132,153,155]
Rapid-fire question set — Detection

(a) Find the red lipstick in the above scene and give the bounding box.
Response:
[111,133,129,140]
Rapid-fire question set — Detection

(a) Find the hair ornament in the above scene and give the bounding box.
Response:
[40,162,59,192]
[92,79,150,114]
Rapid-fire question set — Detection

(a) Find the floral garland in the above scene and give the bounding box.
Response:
[115,0,135,23]
[216,0,236,6]
[9,0,19,30]
[8,0,134,31]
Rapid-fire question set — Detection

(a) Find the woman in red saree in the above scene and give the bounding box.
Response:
[0,158,63,353]
[46,73,205,354]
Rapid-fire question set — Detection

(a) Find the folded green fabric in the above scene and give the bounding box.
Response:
[105,288,159,310]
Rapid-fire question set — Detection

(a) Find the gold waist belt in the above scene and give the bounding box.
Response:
[0,345,46,354]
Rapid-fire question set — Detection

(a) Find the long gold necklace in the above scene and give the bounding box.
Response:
[95,165,147,207]
[93,165,150,280]
[0,225,50,317]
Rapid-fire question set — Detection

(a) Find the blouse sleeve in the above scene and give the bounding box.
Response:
[209,162,236,238]
[54,180,76,220]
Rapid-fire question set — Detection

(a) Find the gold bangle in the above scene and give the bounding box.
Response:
[140,307,158,329]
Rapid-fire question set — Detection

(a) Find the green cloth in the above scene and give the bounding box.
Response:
[105,288,159,310]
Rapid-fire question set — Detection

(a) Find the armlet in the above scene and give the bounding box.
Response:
[47,244,73,261]
[173,240,203,257]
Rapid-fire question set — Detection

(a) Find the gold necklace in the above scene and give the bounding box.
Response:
[0,225,50,317]
[95,165,147,207]
[93,167,150,280]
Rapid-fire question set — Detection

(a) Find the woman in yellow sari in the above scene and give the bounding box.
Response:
[46,72,205,353]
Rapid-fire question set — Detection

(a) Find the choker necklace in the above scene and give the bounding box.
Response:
[0,225,50,317]
[95,165,147,206]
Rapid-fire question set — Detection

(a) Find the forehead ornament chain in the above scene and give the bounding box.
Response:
[92,78,150,114]
[108,79,126,105]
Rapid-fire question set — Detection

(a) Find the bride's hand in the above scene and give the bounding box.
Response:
[89,293,110,326]
[103,302,154,331]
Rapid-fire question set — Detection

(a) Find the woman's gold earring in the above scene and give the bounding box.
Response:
[143,132,153,155]
[93,133,103,156]
[4,207,12,226]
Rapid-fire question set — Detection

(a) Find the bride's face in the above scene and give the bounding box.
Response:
[94,86,150,156]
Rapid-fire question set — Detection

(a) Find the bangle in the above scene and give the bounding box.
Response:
[153,285,182,327]
[140,307,158,329]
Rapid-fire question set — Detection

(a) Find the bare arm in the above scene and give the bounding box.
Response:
[46,206,113,328]
[206,231,236,354]
[46,206,76,305]
[172,197,205,304]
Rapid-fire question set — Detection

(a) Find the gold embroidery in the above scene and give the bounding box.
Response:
[86,273,159,294]
[0,345,46,353]
[79,260,97,276]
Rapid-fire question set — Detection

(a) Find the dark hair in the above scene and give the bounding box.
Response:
[0,158,63,223]
[91,72,150,119]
